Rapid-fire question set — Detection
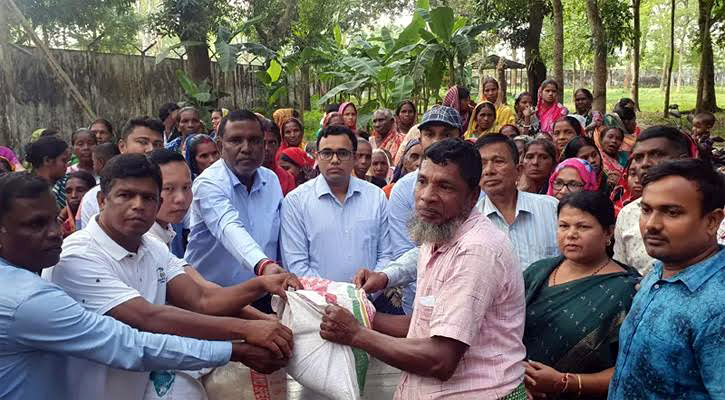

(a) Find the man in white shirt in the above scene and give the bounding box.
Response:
[77,117,165,229]
[613,126,693,275]
[52,154,299,400]
[280,125,391,282]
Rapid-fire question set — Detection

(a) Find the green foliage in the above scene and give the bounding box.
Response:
[12,0,140,52]
[149,0,232,42]
[175,70,229,125]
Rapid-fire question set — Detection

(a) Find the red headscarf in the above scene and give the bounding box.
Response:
[281,147,315,169]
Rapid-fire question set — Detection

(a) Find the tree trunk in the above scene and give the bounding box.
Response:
[526,0,547,102]
[631,0,641,111]
[676,1,689,92]
[587,0,607,113]
[659,54,668,91]
[300,64,311,112]
[624,48,632,89]
[185,43,212,84]
[663,0,676,117]
[448,55,456,87]
[696,0,718,112]
[552,0,565,103]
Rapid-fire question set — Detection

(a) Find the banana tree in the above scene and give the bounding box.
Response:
[414,5,495,87]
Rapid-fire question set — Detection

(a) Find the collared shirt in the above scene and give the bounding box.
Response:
[608,246,725,400]
[0,257,230,400]
[387,170,419,314]
[394,210,525,399]
[184,159,282,286]
[280,175,392,282]
[51,217,188,400]
[476,191,559,269]
[76,185,101,230]
[148,221,177,246]
[613,198,655,275]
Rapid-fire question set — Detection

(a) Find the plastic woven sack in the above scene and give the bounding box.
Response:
[272,277,375,400]
[202,362,287,400]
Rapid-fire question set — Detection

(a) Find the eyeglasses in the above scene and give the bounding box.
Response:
[318,149,354,161]
[552,180,585,191]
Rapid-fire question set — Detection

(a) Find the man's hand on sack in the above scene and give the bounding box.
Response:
[320,304,363,346]
[258,272,303,300]
[243,319,294,359]
[352,268,389,293]
[231,343,288,374]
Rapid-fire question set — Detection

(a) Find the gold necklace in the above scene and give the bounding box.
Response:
[552,257,611,286]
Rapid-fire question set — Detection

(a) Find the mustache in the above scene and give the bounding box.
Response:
[407,213,468,245]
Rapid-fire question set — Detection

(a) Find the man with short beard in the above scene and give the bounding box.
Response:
[320,139,525,399]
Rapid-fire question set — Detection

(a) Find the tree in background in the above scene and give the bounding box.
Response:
[663,0,676,116]
[631,0,641,109]
[552,0,565,102]
[587,0,608,112]
[11,0,140,53]
[150,0,233,83]
[696,0,722,112]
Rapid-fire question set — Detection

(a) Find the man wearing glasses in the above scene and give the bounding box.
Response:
[280,125,392,282]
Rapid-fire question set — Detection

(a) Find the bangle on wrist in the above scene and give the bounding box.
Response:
[576,373,582,397]
[560,373,572,393]
[256,259,274,276]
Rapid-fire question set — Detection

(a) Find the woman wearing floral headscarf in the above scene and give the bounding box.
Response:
[338,102,358,131]
[547,158,599,200]
[536,79,569,136]
[466,101,498,139]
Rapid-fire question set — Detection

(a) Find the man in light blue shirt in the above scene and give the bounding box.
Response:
[185,109,288,287]
[0,172,283,400]
[474,134,558,269]
[281,126,391,282]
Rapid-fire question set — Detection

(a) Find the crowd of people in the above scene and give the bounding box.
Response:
[0,78,724,400]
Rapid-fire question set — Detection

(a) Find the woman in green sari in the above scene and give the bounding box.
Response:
[523,191,640,399]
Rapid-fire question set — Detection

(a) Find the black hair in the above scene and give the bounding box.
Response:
[0,157,12,174]
[456,86,470,100]
[99,153,162,195]
[693,111,716,126]
[71,128,98,145]
[211,109,223,116]
[540,79,560,93]
[558,191,616,229]
[67,170,97,191]
[185,134,216,176]
[562,136,600,161]
[474,133,519,164]
[476,102,497,119]
[482,77,500,89]
[499,124,521,136]
[317,125,358,152]
[618,98,635,108]
[89,118,113,134]
[555,115,584,136]
[94,143,120,163]
[573,88,593,101]
[0,172,52,221]
[24,136,68,169]
[217,109,262,139]
[159,102,180,121]
[282,118,304,135]
[325,104,341,113]
[614,107,636,122]
[260,118,282,144]
[524,138,558,162]
[395,100,416,116]
[424,138,482,190]
[148,148,186,167]
[120,117,164,141]
[635,125,692,157]
[642,159,725,215]
[514,92,534,110]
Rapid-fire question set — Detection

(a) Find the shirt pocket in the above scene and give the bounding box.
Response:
[412,303,435,333]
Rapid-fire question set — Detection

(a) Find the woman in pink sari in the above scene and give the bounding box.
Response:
[339,102,358,131]
[536,79,569,136]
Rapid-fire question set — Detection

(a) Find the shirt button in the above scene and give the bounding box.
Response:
[653,284,660,289]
